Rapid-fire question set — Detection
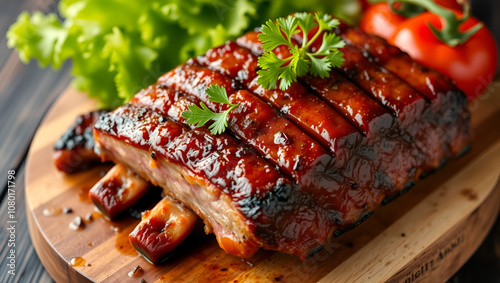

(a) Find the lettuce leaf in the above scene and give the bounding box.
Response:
[6,0,360,108]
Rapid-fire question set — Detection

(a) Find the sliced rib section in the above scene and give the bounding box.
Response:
[94,104,319,258]
[91,19,472,261]
[234,31,421,193]
[337,26,471,157]
[196,41,362,169]
[336,44,446,172]
[157,64,334,183]
[156,64,389,234]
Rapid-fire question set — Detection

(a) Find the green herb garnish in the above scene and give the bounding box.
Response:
[257,12,346,90]
[182,85,238,135]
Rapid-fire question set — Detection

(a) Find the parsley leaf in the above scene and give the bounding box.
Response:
[182,85,238,135]
[205,84,232,105]
[257,12,345,90]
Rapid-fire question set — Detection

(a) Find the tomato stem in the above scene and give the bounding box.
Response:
[370,0,483,47]
[387,0,425,18]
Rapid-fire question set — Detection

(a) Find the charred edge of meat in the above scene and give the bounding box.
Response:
[381,179,417,205]
[53,109,108,173]
[236,179,294,220]
[333,210,374,238]
[418,158,448,180]
[442,90,472,156]
[306,245,325,259]
[454,144,472,159]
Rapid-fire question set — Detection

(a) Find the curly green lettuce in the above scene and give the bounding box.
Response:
[7,0,360,108]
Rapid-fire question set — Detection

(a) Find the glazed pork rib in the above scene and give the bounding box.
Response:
[198,39,421,194]
[89,163,151,220]
[289,29,448,171]
[93,21,471,260]
[94,104,333,259]
[337,26,471,157]
[237,28,469,169]
[156,63,402,229]
[129,70,377,254]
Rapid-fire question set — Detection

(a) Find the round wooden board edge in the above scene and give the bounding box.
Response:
[25,88,97,282]
[318,140,500,283]
[386,180,500,283]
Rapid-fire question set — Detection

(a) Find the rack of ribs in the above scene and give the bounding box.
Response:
[64,17,471,262]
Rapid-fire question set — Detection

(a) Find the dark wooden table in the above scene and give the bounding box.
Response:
[0,0,498,282]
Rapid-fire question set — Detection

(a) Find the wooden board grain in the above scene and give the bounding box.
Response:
[25,87,500,283]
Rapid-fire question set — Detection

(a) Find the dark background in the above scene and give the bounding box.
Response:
[471,0,500,71]
[0,0,498,282]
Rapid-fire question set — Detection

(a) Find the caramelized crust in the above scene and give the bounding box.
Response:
[197,42,362,168]
[158,64,334,182]
[94,104,331,259]
[89,164,151,220]
[129,197,198,264]
[338,26,471,157]
[232,32,422,192]
[91,20,471,261]
[155,63,400,243]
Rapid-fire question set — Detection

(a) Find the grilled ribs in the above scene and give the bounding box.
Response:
[93,21,471,260]
[89,163,151,220]
[129,196,198,264]
[54,110,107,173]
[337,26,471,158]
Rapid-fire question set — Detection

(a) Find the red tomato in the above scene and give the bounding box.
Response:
[390,12,498,100]
[359,0,371,11]
[360,3,407,40]
[433,0,462,11]
[360,1,462,40]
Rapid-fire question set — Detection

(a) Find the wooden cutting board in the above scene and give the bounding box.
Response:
[25,86,500,283]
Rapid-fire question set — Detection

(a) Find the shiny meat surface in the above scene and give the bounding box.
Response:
[92,22,471,260]
[89,163,151,220]
[292,27,459,171]
[94,104,333,259]
[199,38,421,193]
[337,26,471,157]
[196,42,362,166]
[156,64,394,229]
[129,197,198,264]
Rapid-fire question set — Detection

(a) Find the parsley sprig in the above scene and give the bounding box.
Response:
[257,12,345,90]
[181,85,238,135]
[181,13,345,135]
